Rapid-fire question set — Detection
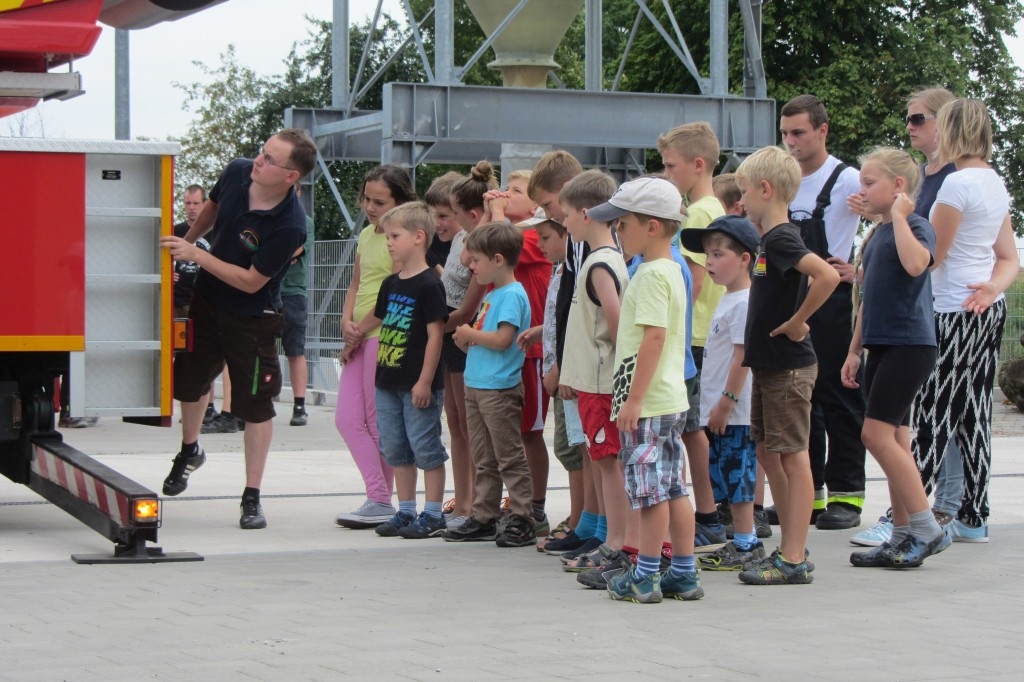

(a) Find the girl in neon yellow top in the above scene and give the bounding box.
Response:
[334,166,417,528]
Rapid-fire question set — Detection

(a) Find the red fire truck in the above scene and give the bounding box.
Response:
[1,0,222,563]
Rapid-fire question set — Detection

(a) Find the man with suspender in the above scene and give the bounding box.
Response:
[777,94,867,530]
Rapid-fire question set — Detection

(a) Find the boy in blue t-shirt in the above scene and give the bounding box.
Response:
[443,222,535,547]
[350,203,450,540]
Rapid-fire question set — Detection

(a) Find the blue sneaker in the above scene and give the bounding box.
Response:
[659,569,704,601]
[375,511,416,537]
[605,566,662,604]
[850,516,893,547]
[397,512,446,539]
[882,527,953,568]
[950,519,989,543]
[694,522,727,551]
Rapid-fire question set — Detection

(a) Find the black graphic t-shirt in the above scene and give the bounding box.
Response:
[743,222,817,370]
[373,269,448,392]
[195,158,307,317]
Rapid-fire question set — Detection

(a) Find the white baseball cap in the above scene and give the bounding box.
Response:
[586,177,684,223]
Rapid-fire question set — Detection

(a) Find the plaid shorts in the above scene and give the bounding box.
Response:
[618,413,688,509]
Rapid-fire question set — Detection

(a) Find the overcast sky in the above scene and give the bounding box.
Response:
[8,1,1024,141]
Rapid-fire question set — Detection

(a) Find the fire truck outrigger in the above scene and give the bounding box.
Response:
[0,0,223,563]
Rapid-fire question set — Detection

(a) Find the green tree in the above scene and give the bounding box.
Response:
[174,15,431,238]
[607,0,1024,223]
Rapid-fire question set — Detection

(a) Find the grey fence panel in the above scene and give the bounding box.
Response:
[303,239,357,394]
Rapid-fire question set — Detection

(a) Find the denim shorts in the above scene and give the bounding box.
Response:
[376,387,449,470]
[707,424,757,504]
[618,413,688,510]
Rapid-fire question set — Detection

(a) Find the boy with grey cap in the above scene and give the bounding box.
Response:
[588,177,704,604]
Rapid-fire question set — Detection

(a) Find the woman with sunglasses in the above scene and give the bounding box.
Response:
[910,98,1017,544]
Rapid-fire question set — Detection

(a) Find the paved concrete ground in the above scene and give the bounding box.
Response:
[2,400,1024,680]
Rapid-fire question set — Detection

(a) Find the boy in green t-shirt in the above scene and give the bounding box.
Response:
[587,177,703,604]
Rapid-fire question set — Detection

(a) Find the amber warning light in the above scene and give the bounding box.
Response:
[134,498,160,524]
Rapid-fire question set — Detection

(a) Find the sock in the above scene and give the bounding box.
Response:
[634,554,661,578]
[909,509,942,540]
[754,503,764,512]
[622,545,639,557]
[242,486,259,502]
[733,531,757,551]
[423,501,442,519]
[575,511,598,539]
[181,441,199,457]
[399,500,417,516]
[670,554,696,577]
[891,524,911,544]
[695,511,722,527]
[532,498,546,522]
[594,515,608,542]
[294,397,305,409]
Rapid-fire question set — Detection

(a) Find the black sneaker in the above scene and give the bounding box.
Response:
[496,514,537,547]
[240,498,267,529]
[815,502,862,530]
[290,405,308,426]
[543,529,586,555]
[202,404,218,425]
[162,448,206,496]
[442,517,498,542]
[201,412,239,434]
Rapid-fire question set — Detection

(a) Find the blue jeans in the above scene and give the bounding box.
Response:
[933,441,965,516]
[376,387,448,470]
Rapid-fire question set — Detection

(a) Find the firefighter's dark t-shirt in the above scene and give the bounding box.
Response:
[195,158,306,317]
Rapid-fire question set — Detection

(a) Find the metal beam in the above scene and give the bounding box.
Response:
[288,82,775,169]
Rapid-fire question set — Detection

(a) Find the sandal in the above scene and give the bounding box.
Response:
[442,498,457,515]
[562,544,612,573]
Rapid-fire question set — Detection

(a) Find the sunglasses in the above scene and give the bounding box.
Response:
[905,113,936,126]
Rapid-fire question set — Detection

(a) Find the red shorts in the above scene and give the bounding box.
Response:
[577,391,621,461]
[520,357,549,433]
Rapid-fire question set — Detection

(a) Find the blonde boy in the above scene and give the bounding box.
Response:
[589,177,702,604]
[734,146,840,585]
[353,203,450,539]
[658,122,727,547]
[713,173,745,216]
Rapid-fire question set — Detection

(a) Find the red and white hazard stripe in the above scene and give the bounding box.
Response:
[31,444,129,527]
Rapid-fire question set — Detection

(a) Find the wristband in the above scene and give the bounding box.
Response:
[722,390,740,402]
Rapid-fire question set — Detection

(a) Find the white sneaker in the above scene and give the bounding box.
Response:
[445,515,468,530]
[850,516,893,547]
[950,518,989,543]
[335,499,396,528]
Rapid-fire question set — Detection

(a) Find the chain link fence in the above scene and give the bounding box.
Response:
[298,239,358,395]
